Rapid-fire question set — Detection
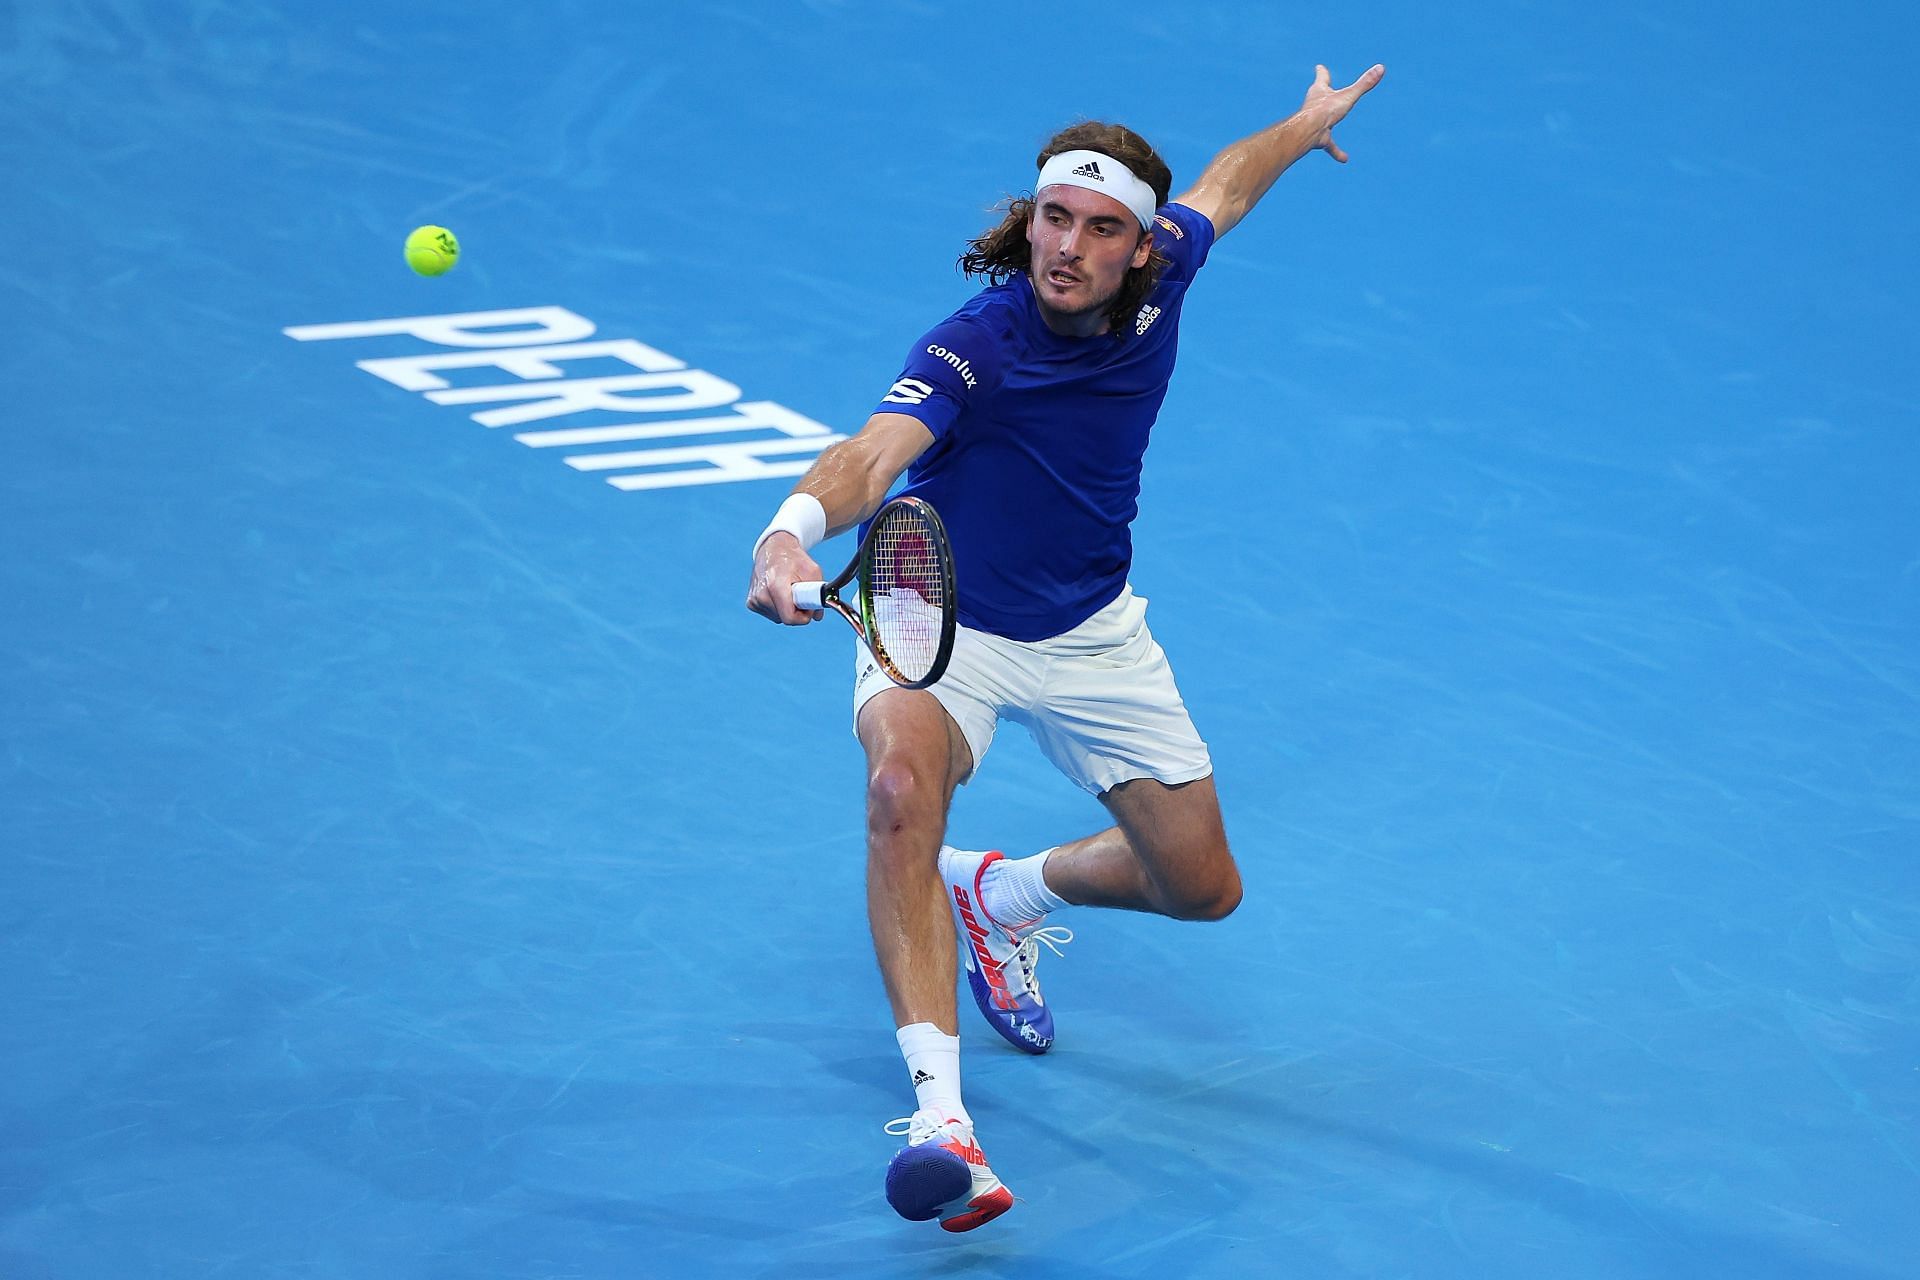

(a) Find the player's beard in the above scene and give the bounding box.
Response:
[1033,263,1122,325]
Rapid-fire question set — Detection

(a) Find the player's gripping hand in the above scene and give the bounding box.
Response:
[747,533,826,626]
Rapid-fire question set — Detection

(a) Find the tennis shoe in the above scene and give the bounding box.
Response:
[939,846,1074,1055]
[883,1110,1014,1231]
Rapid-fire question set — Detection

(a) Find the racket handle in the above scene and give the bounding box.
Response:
[790,580,825,612]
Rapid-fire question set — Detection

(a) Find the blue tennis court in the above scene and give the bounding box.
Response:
[5,3,1916,1276]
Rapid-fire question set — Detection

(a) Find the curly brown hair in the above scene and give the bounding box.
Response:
[958,121,1173,337]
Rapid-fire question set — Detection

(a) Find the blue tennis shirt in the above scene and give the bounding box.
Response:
[872,201,1216,641]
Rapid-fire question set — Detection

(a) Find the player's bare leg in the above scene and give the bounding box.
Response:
[857,687,973,1029]
[1043,774,1243,921]
[859,688,1013,1231]
[945,774,1239,1061]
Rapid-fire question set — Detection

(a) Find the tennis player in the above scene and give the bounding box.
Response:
[747,63,1385,1231]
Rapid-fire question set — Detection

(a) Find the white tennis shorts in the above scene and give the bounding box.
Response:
[852,585,1212,796]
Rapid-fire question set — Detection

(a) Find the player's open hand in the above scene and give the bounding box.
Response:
[1302,63,1385,163]
[747,535,825,626]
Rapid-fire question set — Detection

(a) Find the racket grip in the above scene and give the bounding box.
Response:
[790,580,825,612]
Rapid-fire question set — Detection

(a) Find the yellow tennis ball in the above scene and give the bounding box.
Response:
[404,225,459,277]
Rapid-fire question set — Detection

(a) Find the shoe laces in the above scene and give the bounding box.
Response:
[885,1111,966,1146]
[1010,924,1073,990]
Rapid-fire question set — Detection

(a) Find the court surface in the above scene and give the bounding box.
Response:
[4,3,1917,1276]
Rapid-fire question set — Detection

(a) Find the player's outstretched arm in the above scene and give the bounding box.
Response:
[745,412,934,625]
[1175,63,1386,239]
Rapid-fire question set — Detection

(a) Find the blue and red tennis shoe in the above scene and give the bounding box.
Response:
[939,847,1074,1056]
[883,1111,1014,1231]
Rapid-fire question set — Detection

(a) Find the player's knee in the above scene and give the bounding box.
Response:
[865,759,940,836]
[1175,888,1240,921]
[1192,877,1243,921]
[1168,856,1241,921]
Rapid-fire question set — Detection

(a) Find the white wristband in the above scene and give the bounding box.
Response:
[752,492,827,559]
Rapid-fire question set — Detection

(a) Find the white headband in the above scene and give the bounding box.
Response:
[1034,149,1157,230]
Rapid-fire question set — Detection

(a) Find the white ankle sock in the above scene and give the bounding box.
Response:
[983,848,1069,925]
[896,1023,968,1125]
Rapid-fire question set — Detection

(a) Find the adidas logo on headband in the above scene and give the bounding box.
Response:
[1037,149,1156,229]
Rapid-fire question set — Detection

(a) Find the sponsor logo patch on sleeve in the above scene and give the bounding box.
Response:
[882,377,934,406]
[1153,213,1184,240]
[925,344,978,390]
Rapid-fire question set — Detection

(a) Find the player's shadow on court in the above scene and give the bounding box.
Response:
[1055,1049,1890,1280]
[4,991,981,1271]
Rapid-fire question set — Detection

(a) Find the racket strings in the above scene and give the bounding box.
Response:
[865,508,948,682]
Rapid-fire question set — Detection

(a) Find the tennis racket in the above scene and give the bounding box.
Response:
[790,495,957,690]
